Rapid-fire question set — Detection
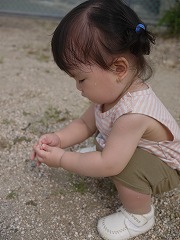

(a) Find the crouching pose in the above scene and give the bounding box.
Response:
[31,0,180,239]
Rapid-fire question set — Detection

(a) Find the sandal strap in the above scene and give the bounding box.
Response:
[120,207,150,227]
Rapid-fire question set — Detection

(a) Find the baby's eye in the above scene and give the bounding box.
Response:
[79,79,85,83]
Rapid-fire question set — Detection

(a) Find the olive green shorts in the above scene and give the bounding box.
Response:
[111,148,180,195]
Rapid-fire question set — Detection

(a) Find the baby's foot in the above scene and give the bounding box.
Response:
[97,205,154,240]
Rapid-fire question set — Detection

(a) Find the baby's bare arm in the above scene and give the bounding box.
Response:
[55,104,97,148]
[58,114,149,177]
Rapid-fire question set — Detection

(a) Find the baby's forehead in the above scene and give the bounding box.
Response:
[69,69,82,77]
[69,65,94,76]
[68,69,84,79]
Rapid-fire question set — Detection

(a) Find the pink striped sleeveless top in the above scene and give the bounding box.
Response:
[95,86,180,170]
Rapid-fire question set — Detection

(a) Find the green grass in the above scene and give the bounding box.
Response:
[6,190,18,200]
[0,136,11,149]
[158,0,180,37]
[2,118,15,125]
[68,174,88,195]
[72,181,88,195]
[25,200,37,206]
[13,136,32,145]
[22,111,31,116]
[27,106,72,135]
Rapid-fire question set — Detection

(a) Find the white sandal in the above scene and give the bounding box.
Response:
[97,205,155,240]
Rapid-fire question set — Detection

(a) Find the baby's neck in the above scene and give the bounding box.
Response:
[102,80,148,112]
[128,79,148,93]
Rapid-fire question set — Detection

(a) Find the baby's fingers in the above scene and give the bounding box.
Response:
[39,134,51,145]
[36,157,43,166]
[30,143,39,160]
[40,144,52,152]
[30,150,36,160]
[34,145,46,157]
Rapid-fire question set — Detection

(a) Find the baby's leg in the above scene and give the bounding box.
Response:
[97,148,179,240]
[113,179,152,214]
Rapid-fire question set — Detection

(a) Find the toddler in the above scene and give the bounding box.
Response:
[31,0,180,239]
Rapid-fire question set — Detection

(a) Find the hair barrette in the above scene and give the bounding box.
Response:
[135,23,145,33]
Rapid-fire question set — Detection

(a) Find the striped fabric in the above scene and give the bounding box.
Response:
[95,86,180,170]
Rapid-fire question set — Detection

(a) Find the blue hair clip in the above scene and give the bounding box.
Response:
[135,23,145,33]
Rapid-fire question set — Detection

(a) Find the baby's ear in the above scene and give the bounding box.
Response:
[112,57,129,80]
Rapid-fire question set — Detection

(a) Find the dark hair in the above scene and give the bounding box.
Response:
[51,0,155,80]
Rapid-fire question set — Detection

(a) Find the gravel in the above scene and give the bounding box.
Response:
[0,16,179,240]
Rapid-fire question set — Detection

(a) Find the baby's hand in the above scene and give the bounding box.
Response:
[38,133,61,148]
[30,133,61,161]
[34,144,65,168]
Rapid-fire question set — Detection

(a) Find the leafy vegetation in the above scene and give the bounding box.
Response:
[158,0,180,36]
[6,190,18,200]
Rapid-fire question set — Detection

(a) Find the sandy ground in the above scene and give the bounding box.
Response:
[0,16,179,240]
